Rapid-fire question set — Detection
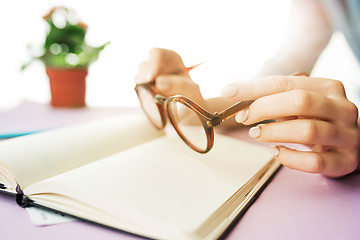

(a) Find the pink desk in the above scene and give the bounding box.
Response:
[1,102,359,240]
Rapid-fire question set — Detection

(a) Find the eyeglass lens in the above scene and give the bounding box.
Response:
[167,100,208,152]
[137,87,163,129]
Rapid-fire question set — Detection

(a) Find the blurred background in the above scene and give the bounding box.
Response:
[1,0,359,110]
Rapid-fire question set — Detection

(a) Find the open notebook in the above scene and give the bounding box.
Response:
[0,114,279,240]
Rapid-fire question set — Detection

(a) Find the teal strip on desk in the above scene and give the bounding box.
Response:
[0,131,43,139]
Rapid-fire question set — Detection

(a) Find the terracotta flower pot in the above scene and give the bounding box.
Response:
[46,67,88,107]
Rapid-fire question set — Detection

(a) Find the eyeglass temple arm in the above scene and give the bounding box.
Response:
[211,100,254,126]
[210,72,308,126]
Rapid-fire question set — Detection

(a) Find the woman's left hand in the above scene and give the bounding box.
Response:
[221,75,359,177]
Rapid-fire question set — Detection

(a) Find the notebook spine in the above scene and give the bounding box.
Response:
[15,185,32,207]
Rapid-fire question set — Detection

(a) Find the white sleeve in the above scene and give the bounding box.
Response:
[255,0,333,77]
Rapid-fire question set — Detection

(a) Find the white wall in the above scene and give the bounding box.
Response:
[1,0,359,110]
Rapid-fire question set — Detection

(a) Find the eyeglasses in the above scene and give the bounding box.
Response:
[135,83,253,153]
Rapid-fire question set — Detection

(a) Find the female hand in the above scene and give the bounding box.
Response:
[134,48,206,105]
[221,75,359,177]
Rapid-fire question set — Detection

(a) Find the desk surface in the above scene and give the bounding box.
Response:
[1,102,360,240]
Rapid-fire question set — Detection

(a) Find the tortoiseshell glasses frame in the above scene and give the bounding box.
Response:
[135,83,253,153]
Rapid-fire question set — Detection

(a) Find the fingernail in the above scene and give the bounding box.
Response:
[221,84,238,98]
[249,126,261,138]
[235,109,248,123]
[156,77,170,90]
[270,145,279,157]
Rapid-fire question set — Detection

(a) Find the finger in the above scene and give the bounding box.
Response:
[138,61,148,72]
[236,90,358,125]
[148,48,186,79]
[273,145,358,177]
[221,75,347,101]
[135,61,153,84]
[155,75,200,95]
[155,74,194,95]
[155,75,204,104]
[306,144,333,152]
[249,120,358,148]
[135,49,178,84]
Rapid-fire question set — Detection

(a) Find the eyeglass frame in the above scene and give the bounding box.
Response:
[134,82,253,153]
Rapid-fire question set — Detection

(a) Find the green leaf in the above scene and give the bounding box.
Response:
[22,7,109,70]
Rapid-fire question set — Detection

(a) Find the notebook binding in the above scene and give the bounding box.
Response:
[15,185,32,208]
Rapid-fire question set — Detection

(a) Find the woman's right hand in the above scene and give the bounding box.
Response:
[221,75,360,177]
[134,48,206,105]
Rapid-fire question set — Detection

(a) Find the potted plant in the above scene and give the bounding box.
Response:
[22,6,109,107]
